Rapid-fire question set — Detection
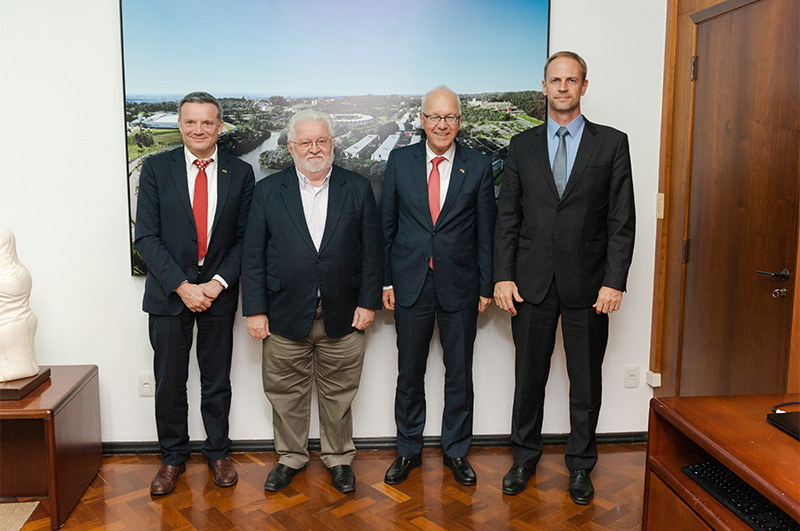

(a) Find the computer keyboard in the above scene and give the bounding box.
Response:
[682,460,799,530]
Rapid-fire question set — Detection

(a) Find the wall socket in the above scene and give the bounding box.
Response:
[138,374,155,397]
[624,366,640,388]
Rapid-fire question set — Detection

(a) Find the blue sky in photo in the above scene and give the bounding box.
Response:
[122,0,549,98]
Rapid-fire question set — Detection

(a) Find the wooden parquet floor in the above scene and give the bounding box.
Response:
[14,444,645,530]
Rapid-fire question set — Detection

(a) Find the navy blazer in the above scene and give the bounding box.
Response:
[134,147,255,316]
[241,165,383,340]
[494,118,636,307]
[381,140,495,312]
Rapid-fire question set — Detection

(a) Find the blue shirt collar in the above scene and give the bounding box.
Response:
[547,114,584,139]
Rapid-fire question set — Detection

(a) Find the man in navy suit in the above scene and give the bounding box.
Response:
[381,86,495,486]
[241,110,382,493]
[135,92,255,495]
[494,52,636,503]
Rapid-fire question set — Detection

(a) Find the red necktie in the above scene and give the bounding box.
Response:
[428,156,445,268]
[193,159,211,260]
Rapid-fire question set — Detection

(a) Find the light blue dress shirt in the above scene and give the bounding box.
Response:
[546,114,585,183]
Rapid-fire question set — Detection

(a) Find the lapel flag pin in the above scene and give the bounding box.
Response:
[459,168,465,173]
[221,169,228,173]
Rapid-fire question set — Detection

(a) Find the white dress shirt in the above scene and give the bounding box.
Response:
[184,146,227,288]
[425,141,457,210]
[297,167,332,251]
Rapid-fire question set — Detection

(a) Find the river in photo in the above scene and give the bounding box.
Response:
[238,132,281,182]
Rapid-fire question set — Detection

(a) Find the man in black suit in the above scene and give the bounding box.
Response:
[241,110,382,493]
[381,86,495,486]
[494,51,635,503]
[135,91,255,495]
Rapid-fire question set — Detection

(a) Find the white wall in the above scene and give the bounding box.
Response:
[0,0,666,444]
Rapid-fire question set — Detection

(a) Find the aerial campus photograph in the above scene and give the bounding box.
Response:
[122,0,549,274]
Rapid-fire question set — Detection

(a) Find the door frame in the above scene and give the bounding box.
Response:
[649,0,800,397]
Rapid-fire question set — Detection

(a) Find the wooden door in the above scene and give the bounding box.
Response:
[678,0,799,396]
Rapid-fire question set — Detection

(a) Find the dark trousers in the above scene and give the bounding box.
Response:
[149,309,235,465]
[394,270,478,458]
[510,279,608,472]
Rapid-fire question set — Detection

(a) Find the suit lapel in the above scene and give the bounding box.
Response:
[562,119,599,199]
[531,125,560,200]
[279,168,317,253]
[169,148,194,223]
[437,141,468,224]
[318,167,346,254]
[211,151,232,237]
[411,142,434,229]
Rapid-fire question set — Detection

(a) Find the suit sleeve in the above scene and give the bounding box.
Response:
[134,157,188,296]
[493,138,523,283]
[380,152,399,287]
[213,165,255,286]
[358,182,384,309]
[602,132,636,291]
[240,185,269,316]
[476,156,496,298]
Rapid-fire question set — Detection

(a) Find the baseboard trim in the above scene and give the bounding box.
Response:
[101,432,646,455]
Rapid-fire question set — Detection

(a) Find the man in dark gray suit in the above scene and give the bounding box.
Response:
[494,51,635,503]
[135,91,255,496]
[241,110,382,493]
[381,86,495,486]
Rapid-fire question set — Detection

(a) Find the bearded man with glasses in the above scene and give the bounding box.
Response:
[242,110,383,493]
[381,86,496,486]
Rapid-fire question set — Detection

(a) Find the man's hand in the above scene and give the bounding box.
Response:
[352,307,375,330]
[382,288,395,310]
[478,296,493,313]
[199,279,224,301]
[494,281,523,316]
[175,282,213,312]
[593,286,623,314]
[246,314,270,339]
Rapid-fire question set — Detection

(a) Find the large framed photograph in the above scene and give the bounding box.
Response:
[122,0,550,275]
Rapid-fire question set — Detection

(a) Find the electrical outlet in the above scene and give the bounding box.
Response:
[624,366,640,388]
[646,370,662,388]
[138,374,155,397]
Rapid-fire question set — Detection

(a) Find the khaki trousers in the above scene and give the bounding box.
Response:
[262,302,365,469]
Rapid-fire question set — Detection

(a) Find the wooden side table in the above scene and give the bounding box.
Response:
[0,365,101,529]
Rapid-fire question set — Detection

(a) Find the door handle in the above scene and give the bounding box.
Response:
[756,268,790,281]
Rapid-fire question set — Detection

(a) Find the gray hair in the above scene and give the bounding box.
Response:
[421,85,462,115]
[544,51,588,81]
[178,91,223,122]
[286,110,335,142]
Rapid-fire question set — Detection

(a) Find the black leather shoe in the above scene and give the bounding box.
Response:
[443,456,476,486]
[264,463,306,492]
[384,455,422,485]
[568,469,594,505]
[502,465,534,495]
[329,464,356,493]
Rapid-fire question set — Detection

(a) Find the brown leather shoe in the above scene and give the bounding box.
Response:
[150,463,185,496]
[208,457,238,487]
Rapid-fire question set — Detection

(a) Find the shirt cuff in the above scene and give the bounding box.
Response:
[213,274,228,289]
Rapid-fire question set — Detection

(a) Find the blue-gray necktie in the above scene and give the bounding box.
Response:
[553,126,569,198]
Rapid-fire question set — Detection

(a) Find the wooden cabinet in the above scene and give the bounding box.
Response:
[643,394,800,530]
[0,365,102,530]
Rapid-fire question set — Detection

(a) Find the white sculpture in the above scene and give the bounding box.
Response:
[0,227,39,382]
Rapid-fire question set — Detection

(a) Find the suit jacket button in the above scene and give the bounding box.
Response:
[557,208,564,213]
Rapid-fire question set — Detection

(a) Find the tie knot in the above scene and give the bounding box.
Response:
[194,159,212,171]
[431,156,445,168]
[556,127,569,139]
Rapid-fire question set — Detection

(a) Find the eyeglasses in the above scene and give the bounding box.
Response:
[422,113,461,125]
[290,137,332,150]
